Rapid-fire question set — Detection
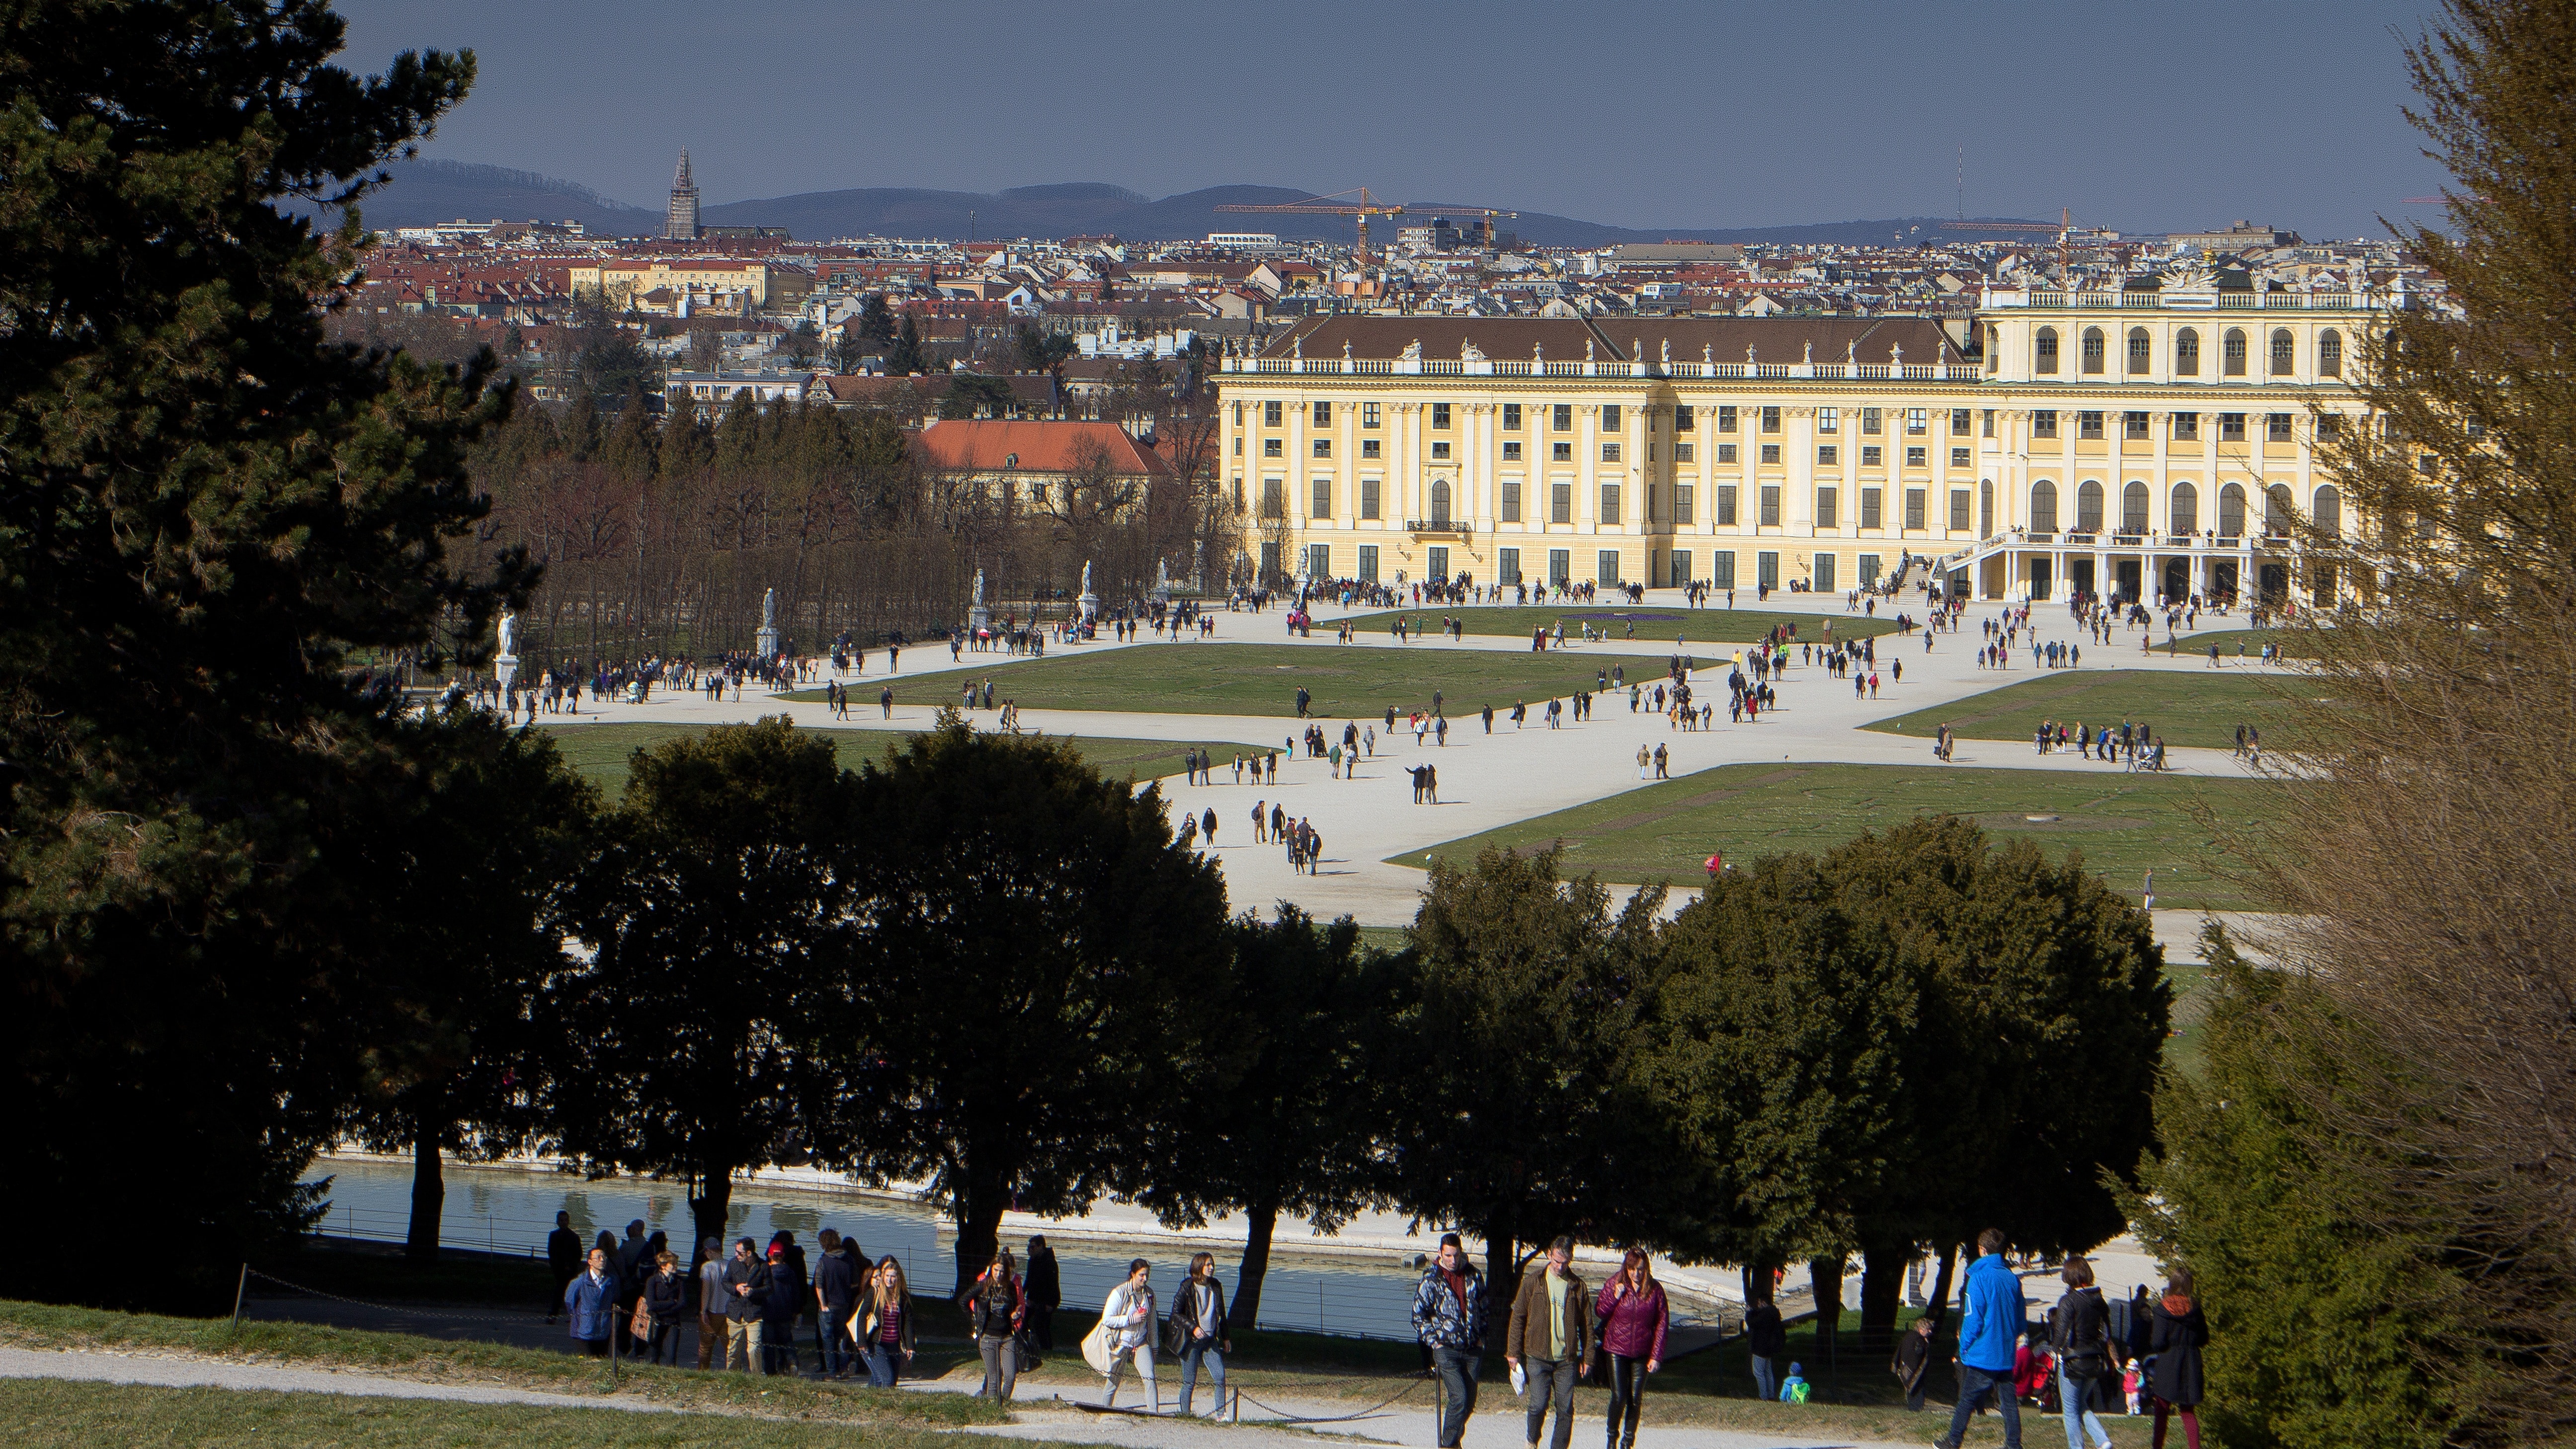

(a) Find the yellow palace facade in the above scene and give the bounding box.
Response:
[1218,277,2384,606]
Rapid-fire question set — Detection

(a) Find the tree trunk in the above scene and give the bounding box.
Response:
[954,1170,1010,1298]
[691,1163,735,1267]
[1926,1241,1961,1322]
[1808,1255,1845,1373]
[1232,1196,1281,1330]
[1857,1239,1910,1358]
[1483,1201,1519,1322]
[405,1113,445,1264]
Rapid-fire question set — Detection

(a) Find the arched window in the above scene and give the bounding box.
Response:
[2313,483,2342,534]
[2170,481,2198,536]
[2266,484,2295,537]
[2123,481,2151,534]
[1979,480,1994,536]
[2175,328,2200,376]
[1985,324,2000,372]
[2081,326,2105,374]
[2318,328,2343,377]
[2269,328,2295,376]
[2077,480,2104,533]
[1430,477,1451,524]
[2127,326,2151,374]
[2035,326,2059,375]
[2223,328,2248,376]
[2030,480,2059,533]
[2219,482,2247,536]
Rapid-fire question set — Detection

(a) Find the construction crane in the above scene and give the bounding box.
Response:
[1214,188,1518,259]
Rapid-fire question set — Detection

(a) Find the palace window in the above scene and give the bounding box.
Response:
[1816,486,1839,528]
[2173,412,2199,440]
[1602,442,1621,462]
[1313,438,1330,457]
[1601,483,1621,520]
[1907,409,1928,434]
[1863,445,1884,467]
[1717,405,1739,431]
[1501,402,1519,429]
[2268,412,2294,442]
[1949,488,1970,530]
[2220,412,2247,442]
[1312,401,1331,426]
[2036,326,2059,374]
[1860,486,1881,529]
[1760,485,1781,526]
[1906,488,1926,530]
[2081,326,2105,374]
[2030,480,2058,533]
[1950,446,1970,467]
[1675,404,1695,430]
[1603,404,1621,431]
[1263,438,1282,456]
[2077,479,2103,532]
[2079,411,2104,440]
[1264,401,1283,426]
[2171,481,2197,535]
[1762,406,1782,433]
[2314,484,2341,533]
[1363,439,1382,459]
[1717,443,1738,463]
[2175,327,2200,376]
[2223,328,2248,376]
[2316,414,2342,441]
[2124,411,2149,440]
[1432,402,1451,429]
[2318,329,2343,377]
[1716,484,1738,525]
[1906,446,1927,467]
[2033,410,2057,439]
[1431,441,1450,459]
[1675,442,1693,462]
[1761,444,1781,465]
[1552,442,1573,462]
[1361,479,1380,519]
[1312,481,1332,518]
[2123,481,2150,534]
[1499,440,1518,461]
[2269,328,2295,376]
[1818,406,1839,433]
[1553,404,1573,431]
[2127,326,2151,374]
[1951,408,1971,433]
[1551,483,1574,523]
[1676,484,1694,524]
[1817,444,1838,465]
[1861,407,1882,434]
[1363,402,1380,427]
[1500,480,1520,522]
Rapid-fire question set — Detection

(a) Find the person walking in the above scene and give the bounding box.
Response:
[2051,1257,2116,1449]
[1099,1258,1160,1410]
[1742,1293,1786,1400]
[1507,1236,1595,1449]
[1893,1311,1938,1412]
[695,1237,729,1369]
[545,1211,581,1325]
[1936,1227,2027,1449]
[1026,1236,1061,1349]
[858,1257,915,1387]
[2148,1268,2208,1449]
[762,1241,803,1374]
[963,1247,1027,1402]
[1595,1248,1667,1449]
[564,1247,619,1359]
[814,1229,859,1380]
[643,1250,688,1366]
[1171,1252,1232,1418]
[720,1237,772,1376]
[1411,1233,1487,1449]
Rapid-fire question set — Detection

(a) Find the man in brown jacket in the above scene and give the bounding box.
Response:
[1504,1236,1594,1449]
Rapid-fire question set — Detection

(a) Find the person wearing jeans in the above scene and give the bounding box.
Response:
[1937,1228,2027,1449]
[861,1258,916,1388]
[1505,1236,1594,1449]
[1410,1234,1487,1449]
[1170,1253,1231,1418]
[2050,1257,2116,1449]
[1741,1294,1786,1402]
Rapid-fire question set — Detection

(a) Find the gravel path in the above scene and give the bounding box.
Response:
[0,1343,667,1414]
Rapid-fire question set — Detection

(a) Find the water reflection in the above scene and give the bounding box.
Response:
[311,1158,1424,1338]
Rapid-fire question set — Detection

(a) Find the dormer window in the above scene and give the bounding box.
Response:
[1004,454,1018,468]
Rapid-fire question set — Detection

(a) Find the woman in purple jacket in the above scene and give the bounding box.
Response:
[1595,1248,1669,1449]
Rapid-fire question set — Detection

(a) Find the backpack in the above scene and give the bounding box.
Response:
[2056,1289,2110,1380]
[1785,1380,1810,1404]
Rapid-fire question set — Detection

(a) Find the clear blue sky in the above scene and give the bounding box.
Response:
[337,0,2453,241]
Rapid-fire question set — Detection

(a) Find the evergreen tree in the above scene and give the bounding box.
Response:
[857,292,897,350]
[888,313,928,376]
[0,0,509,1307]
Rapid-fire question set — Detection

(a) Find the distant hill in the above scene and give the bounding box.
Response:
[343,161,2050,249]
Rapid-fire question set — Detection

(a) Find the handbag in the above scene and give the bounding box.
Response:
[1014,1327,1044,1373]
[1081,1319,1116,1375]
[630,1298,653,1340]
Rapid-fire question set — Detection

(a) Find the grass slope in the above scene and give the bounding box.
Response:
[1340,603,1900,642]
[1401,760,2288,911]
[541,723,1268,792]
[1866,668,2317,750]
[791,644,1648,720]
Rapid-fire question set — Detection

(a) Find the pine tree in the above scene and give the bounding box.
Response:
[0,0,516,1306]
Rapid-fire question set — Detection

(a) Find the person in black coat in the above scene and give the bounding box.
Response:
[1742,1295,1788,1401]
[2148,1267,2209,1449]
[761,1243,804,1375]
[1025,1236,1061,1349]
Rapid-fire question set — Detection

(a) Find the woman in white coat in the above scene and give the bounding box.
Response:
[1097,1258,1159,1410]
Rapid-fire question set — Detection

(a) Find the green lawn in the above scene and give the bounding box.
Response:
[1866,668,2321,750]
[792,644,1650,720]
[1342,603,1899,642]
[2174,626,2318,658]
[1400,760,2290,911]
[540,723,1269,792]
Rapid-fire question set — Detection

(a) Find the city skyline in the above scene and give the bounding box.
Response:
[336,0,2456,243]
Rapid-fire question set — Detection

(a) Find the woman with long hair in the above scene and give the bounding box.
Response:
[1170,1252,1232,1418]
[2051,1256,2115,1449]
[857,1256,915,1388]
[964,1247,1026,1402]
[2148,1266,2208,1449]
[642,1250,688,1366]
[1099,1258,1159,1411]
[1594,1248,1667,1449]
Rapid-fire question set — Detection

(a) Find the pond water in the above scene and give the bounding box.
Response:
[310,1157,1426,1339]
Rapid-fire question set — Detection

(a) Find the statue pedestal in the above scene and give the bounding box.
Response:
[968,604,992,634]
[494,654,519,696]
[755,626,780,660]
[1077,590,1099,633]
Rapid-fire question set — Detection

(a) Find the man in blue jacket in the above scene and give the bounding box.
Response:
[1936,1227,2026,1449]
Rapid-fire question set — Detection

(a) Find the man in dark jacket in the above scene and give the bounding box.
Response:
[814,1229,859,1380]
[1893,1311,1939,1411]
[1742,1294,1787,1401]
[545,1210,581,1325]
[1025,1236,1061,1349]
[762,1242,803,1375]
[1410,1234,1486,1449]
[1503,1237,1593,1449]
[719,1237,772,1376]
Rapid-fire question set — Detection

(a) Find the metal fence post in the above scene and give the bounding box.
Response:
[230,1263,248,1334]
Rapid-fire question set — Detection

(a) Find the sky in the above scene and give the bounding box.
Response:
[336,0,2456,241]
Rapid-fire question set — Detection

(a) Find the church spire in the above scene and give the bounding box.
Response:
[664,147,700,241]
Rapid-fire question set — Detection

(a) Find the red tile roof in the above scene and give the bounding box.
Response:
[910,419,1172,477]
